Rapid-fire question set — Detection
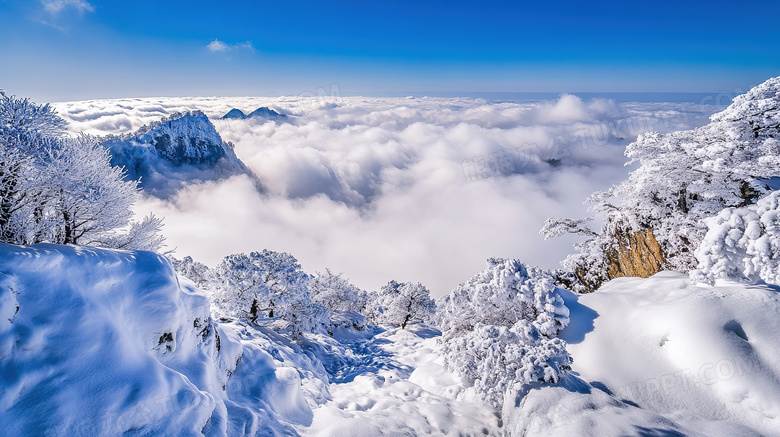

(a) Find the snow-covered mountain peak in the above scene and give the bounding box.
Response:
[104,111,260,198]
[134,110,227,166]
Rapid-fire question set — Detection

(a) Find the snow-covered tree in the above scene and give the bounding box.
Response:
[209,250,328,337]
[443,321,571,408]
[543,76,780,290]
[42,135,139,245]
[309,269,367,313]
[0,92,65,244]
[0,92,165,251]
[692,190,780,285]
[438,258,570,337]
[104,214,166,252]
[366,280,436,328]
[438,258,572,408]
[170,255,212,287]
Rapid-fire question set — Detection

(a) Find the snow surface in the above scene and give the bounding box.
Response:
[4,243,780,436]
[0,244,324,436]
[550,272,780,436]
[304,326,502,436]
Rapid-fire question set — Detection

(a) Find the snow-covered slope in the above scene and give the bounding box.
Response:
[0,243,323,436]
[103,111,260,198]
[5,243,780,436]
[518,272,780,436]
[304,326,502,436]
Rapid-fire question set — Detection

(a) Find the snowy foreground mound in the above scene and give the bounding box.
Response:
[534,272,780,437]
[4,244,780,436]
[0,244,321,436]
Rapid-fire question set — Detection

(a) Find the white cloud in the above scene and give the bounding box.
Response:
[207,39,254,53]
[41,0,94,14]
[53,96,719,296]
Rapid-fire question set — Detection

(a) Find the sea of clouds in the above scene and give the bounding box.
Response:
[53,94,722,296]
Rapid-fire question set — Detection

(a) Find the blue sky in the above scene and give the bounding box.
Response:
[1,0,778,101]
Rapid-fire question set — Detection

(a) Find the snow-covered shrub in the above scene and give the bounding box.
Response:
[209,250,329,337]
[438,258,572,408]
[442,321,571,408]
[172,254,368,337]
[693,190,780,285]
[0,92,164,250]
[543,76,780,290]
[170,255,213,286]
[366,280,436,328]
[309,269,368,314]
[439,258,570,337]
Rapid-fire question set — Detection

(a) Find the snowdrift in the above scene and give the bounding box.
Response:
[0,243,319,436]
[509,272,780,436]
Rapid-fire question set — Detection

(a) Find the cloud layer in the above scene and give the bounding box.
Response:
[53,95,719,296]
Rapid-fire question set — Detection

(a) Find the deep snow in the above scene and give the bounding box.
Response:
[3,243,780,436]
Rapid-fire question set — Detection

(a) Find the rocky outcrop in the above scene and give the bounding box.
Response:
[606,228,665,280]
[569,228,665,293]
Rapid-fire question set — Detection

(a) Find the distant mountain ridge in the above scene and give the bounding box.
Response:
[104,111,261,198]
[220,106,288,121]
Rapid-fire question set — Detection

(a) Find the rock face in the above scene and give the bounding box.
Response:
[606,229,665,280]
[104,111,260,198]
[571,228,665,293]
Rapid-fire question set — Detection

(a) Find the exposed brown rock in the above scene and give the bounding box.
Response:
[606,228,664,280]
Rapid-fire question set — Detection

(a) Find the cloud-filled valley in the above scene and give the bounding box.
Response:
[53,95,721,296]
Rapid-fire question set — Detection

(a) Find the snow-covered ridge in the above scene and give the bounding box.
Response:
[103,111,259,198]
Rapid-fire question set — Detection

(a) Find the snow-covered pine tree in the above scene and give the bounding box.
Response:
[209,250,329,337]
[692,190,780,285]
[170,255,212,287]
[438,258,570,337]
